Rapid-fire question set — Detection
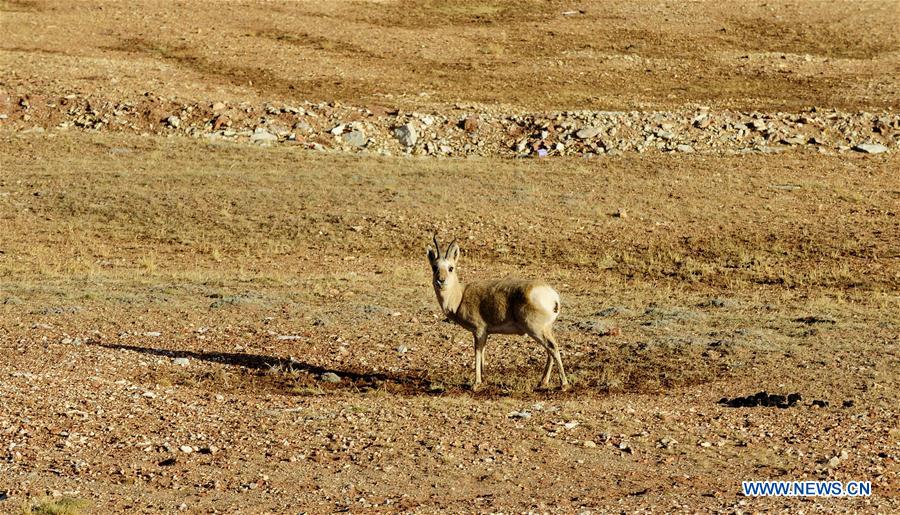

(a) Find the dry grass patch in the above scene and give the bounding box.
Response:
[21,497,89,515]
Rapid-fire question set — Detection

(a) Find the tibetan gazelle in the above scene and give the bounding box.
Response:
[427,236,569,391]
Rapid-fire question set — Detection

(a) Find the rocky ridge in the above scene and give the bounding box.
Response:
[2,93,897,157]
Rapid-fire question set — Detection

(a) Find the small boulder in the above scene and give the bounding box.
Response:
[576,126,602,139]
[461,116,479,132]
[320,372,341,383]
[250,129,278,143]
[393,123,418,147]
[852,143,888,154]
[342,130,367,147]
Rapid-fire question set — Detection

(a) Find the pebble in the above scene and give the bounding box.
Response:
[166,116,181,129]
[211,102,226,112]
[180,445,193,453]
[320,372,341,383]
[583,440,597,448]
[396,345,408,354]
[676,144,695,153]
[173,357,189,367]
[144,331,161,337]
[508,411,532,420]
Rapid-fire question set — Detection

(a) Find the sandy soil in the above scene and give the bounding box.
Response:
[1,1,898,513]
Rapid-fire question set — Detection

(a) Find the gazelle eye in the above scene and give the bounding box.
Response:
[448,266,454,272]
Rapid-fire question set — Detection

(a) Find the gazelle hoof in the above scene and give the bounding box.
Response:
[560,383,571,392]
[472,383,482,393]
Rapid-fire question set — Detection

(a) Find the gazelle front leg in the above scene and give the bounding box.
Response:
[472,330,488,392]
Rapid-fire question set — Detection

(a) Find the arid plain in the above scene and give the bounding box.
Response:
[1,1,898,513]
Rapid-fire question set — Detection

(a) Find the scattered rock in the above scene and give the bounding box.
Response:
[781,135,806,146]
[396,345,408,354]
[342,130,367,147]
[572,319,617,336]
[461,116,479,132]
[393,123,418,147]
[180,445,193,453]
[693,115,712,129]
[250,129,278,143]
[7,94,896,159]
[794,315,836,325]
[320,372,341,383]
[508,410,532,420]
[576,126,602,139]
[718,391,801,408]
[172,357,189,367]
[852,143,888,154]
[583,440,597,448]
[212,114,230,131]
[699,298,734,308]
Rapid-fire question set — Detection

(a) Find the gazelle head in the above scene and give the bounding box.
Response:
[427,235,460,292]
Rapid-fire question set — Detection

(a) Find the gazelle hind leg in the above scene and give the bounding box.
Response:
[528,329,560,389]
[539,350,554,389]
[544,328,569,390]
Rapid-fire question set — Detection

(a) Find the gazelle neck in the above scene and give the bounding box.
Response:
[435,281,464,316]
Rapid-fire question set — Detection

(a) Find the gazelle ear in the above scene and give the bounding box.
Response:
[446,239,460,262]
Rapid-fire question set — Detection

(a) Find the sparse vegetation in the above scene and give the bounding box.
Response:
[22,497,89,515]
[1,0,898,512]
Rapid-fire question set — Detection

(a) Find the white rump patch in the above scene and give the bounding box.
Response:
[529,286,560,320]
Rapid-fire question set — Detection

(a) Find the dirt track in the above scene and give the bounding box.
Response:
[1,1,899,513]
